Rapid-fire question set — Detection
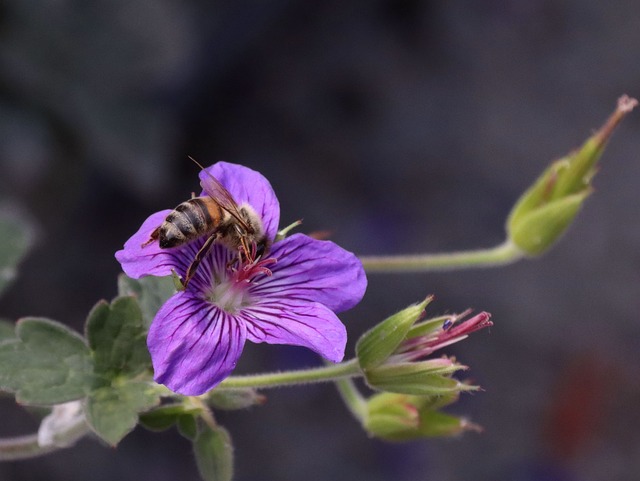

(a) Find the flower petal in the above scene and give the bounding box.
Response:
[148,292,247,395]
[201,162,280,240]
[115,210,195,279]
[242,298,346,362]
[250,233,367,313]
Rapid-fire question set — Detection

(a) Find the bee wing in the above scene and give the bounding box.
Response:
[199,166,251,229]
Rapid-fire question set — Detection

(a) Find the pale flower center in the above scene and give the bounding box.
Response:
[205,277,251,313]
[203,255,276,313]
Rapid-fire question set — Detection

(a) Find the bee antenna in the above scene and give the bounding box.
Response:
[188,155,207,171]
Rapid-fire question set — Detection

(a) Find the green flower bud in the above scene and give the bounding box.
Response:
[356,296,433,370]
[365,392,420,438]
[364,392,481,441]
[356,300,492,396]
[507,95,637,256]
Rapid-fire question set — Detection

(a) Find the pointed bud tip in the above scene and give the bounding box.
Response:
[618,95,638,114]
[460,418,484,433]
[596,95,638,145]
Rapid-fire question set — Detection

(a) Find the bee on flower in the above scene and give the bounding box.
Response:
[116,162,367,395]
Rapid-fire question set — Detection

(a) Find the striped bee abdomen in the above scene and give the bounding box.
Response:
[159,197,222,248]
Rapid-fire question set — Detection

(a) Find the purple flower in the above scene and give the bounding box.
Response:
[116,162,367,395]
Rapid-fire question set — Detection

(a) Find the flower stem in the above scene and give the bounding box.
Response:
[218,358,361,389]
[0,434,58,461]
[188,397,218,431]
[359,239,524,272]
[0,424,91,461]
[334,377,368,421]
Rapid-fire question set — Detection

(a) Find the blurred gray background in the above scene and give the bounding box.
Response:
[1,1,640,480]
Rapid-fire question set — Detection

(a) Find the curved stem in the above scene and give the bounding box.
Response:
[218,358,361,389]
[188,397,218,431]
[359,239,524,272]
[334,378,367,422]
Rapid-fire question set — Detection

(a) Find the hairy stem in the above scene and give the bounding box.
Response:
[359,239,524,272]
[334,377,368,422]
[218,358,361,389]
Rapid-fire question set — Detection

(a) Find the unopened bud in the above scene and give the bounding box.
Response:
[364,392,481,441]
[507,95,637,255]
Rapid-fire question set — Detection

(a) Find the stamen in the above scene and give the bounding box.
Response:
[232,249,277,284]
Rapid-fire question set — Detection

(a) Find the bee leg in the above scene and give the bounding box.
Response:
[141,227,161,247]
[183,234,218,288]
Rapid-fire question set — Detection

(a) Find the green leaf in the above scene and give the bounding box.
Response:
[0,318,95,405]
[117,274,176,328]
[508,191,589,256]
[193,424,234,481]
[85,381,160,446]
[85,296,150,379]
[0,208,35,297]
[0,319,16,342]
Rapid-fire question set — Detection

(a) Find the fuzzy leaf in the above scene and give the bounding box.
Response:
[85,297,151,379]
[0,319,16,342]
[85,381,160,446]
[0,318,94,404]
[194,424,234,481]
[117,274,176,328]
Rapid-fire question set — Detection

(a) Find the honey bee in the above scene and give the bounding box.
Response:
[142,159,269,288]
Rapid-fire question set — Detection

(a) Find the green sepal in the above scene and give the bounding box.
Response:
[507,191,589,256]
[365,393,420,438]
[364,392,475,441]
[419,389,460,411]
[117,274,176,329]
[206,388,266,410]
[364,360,475,396]
[0,209,35,297]
[177,414,198,440]
[356,297,432,370]
[413,410,474,438]
[405,315,450,340]
[139,404,190,432]
[0,318,95,405]
[85,296,151,379]
[550,137,603,201]
[507,158,567,232]
[85,381,160,446]
[193,423,234,481]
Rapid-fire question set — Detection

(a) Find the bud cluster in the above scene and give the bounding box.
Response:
[355,297,492,439]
